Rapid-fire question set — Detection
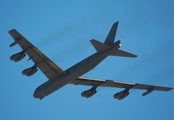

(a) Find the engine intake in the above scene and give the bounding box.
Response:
[113,90,129,100]
[10,52,26,62]
[81,86,97,98]
[22,67,38,77]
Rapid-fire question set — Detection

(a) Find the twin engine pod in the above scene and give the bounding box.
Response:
[10,52,26,62]
[81,86,97,98]
[22,67,38,77]
[113,90,129,100]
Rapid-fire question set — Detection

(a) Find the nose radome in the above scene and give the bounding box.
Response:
[33,92,40,98]
[33,92,44,100]
[33,88,44,99]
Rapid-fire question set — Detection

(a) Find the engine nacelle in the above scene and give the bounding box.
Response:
[81,89,97,98]
[10,52,26,62]
[22,67,38,77]
[113,90,129,100]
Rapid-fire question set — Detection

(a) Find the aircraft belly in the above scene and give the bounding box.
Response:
[34,52,110,99]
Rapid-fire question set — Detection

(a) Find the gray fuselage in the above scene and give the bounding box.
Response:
[33,48,114,99]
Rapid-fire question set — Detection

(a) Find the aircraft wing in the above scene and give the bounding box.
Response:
[9,29,64,80]
[69,77,172,94]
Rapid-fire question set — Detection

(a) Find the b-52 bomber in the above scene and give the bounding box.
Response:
[9,22,173,100]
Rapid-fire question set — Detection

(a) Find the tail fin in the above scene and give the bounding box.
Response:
[104,21,119,46]
[91,21,137,58]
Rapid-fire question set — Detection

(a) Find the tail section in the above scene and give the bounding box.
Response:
[91,39,137,58]
[91,21,137,58]
[90,21,119,52]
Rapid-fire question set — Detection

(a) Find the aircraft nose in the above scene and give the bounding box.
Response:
[33,88,44,99]
[33,92,40,98]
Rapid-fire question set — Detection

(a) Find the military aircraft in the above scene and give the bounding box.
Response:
[9,22,172,100]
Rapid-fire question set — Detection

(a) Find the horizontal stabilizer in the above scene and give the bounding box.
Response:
[110,49,137,58]
[90,39,111,52]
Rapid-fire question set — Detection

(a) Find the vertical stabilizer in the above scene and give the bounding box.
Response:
[104,21,119,46]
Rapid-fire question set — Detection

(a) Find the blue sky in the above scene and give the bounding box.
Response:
[1,0,174,120]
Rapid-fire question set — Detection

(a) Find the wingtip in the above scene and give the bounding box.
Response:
[134,55,138,58]
[8,29,16,33]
